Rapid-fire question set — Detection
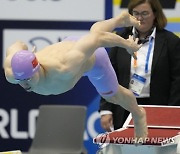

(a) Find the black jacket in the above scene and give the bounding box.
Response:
[99,27,180,129]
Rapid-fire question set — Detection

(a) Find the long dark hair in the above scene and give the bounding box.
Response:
[128,0,167,30]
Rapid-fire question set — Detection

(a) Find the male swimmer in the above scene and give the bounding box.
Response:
[4,11,147,140]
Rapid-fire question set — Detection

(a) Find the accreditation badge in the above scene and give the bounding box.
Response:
[129,73,146,96]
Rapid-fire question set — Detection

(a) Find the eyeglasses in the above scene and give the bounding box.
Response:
[132,11,151,19]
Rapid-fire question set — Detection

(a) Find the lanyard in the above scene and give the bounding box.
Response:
[145,37,153,73]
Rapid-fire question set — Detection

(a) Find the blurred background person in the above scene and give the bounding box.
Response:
[99,0,180,132]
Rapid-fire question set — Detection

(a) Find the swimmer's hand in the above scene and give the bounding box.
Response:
[126,35,142,60]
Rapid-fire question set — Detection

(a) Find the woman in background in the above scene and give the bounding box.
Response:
[99,0,180,132]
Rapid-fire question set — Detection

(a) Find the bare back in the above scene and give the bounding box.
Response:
[31,41,95,95]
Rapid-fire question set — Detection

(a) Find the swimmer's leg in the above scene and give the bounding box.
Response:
[85,48,147,139]
[104,85,148,140]
[90,11,140,33]
[85,47,119,97]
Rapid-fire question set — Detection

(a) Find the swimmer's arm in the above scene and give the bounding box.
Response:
[6,41,28,57]
[4,56,18,84]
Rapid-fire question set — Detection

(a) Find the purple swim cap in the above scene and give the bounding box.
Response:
[11,50,40,80]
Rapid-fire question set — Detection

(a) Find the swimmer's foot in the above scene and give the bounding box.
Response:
[132,107,148,144]
[117,11,140,28]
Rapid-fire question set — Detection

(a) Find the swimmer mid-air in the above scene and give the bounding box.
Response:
[4,11,147,140]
